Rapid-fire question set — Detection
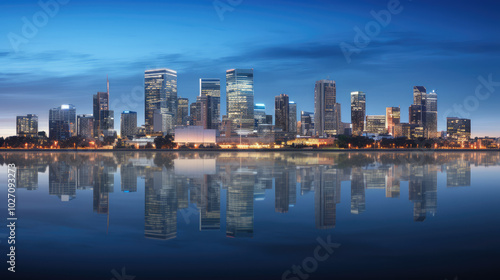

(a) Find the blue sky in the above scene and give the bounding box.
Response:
[1,0,499,137]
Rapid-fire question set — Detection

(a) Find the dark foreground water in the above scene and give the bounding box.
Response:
[0,151,499,280]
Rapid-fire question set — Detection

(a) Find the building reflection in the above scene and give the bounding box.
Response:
[226,168,255,238]
[1,151,498,239]
[144,167,177,240]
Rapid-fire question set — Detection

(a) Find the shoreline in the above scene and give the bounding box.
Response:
[1,148,499,153]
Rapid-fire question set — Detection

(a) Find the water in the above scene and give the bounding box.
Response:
[1,151,499,280]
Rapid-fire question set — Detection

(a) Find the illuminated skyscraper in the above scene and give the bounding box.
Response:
[49,104,76,140]
[77,114,94,139]
[365,115,386,134]
[226,69,254,134]
[426,90,438,138]
[120,111,137,138]
[176,97,189,126]
[16,114,38,137]
[145,69,177,134]
[447,117,471,142]
[385,107,400,136]
[315,80,339,136]
[254,103,266,128]
[200,78,221,130]
[275,94,289,132]
[289,101,297,134]
[93,78,110,137]
[351,91,366,136]
[300,111,314,136]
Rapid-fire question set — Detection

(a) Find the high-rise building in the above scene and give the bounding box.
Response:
[289,101,297,134]
[200,78,221,130]
[16,114,38,137]
[176,98,189,126]
[315,80,339,136]
[254,103,267,128]
[153,110,174,134]
[145,69,177,134]
[77,114,94,139]
[93,78,110,137]
[226,69,254,134]
[120,111,137,138]
[447,117,471,142]
[426,90,438,138]
[49,104,76,140]
[189,102,198,125]
[385,107,400,136]
[99,110,114,134]
[413,86,427,106]
[300,111,314,136]
[275,94,289,132]
[365,115,386,134]
[195,95,211,129]
[351,91,366,136]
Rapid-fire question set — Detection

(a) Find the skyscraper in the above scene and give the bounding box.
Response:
[254,103,266,128]
[365,115,386,134]
[77,114,94,139]
[315,80,339,136]
[93,78,109,137]
[120,111,137,138]
[386,107,400,136]
[275,94,289,132]
[447,117,471,142]
[49,104,76,140]
[145,69,177,134]
[226,69,254,134]
[176,98,189,126]
[411,86,429,138]
[289,101,297,134]
[195,95,211,129]
[200,78,221,130]
[300,111,314,136]
[351,91,366,136]
[426,90,438,138]
[16,114,38,137]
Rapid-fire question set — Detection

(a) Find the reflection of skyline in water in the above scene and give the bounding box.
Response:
[2,151,499,240]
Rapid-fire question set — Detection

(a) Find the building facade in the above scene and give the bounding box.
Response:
[77,114,94,139]
[315,80,339,137]
[275,94,289,132]
[16,114,38,137]
[447,117,471,142]
[226,69,254,134]
[351,91,366,136]
[145,69,177,134]
[120,111,137,138]
[200,78,221,130]
[49,104,76,140]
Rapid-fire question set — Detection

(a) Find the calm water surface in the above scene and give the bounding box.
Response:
[1,151,499,280]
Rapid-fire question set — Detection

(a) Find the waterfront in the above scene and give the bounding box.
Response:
[1,151,499,279]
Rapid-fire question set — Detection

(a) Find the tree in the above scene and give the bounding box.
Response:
[154,135,175,149]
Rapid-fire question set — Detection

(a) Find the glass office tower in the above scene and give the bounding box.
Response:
[351,91,366,136]
[49,104,76,140]
[200,78,221,130]
[226,69,254,134]
[314,80,338,137]
[145,69,177,134]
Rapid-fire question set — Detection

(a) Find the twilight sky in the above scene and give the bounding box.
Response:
[1,0,499,137]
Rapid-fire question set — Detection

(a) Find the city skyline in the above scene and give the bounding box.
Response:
[1,0,499,137]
